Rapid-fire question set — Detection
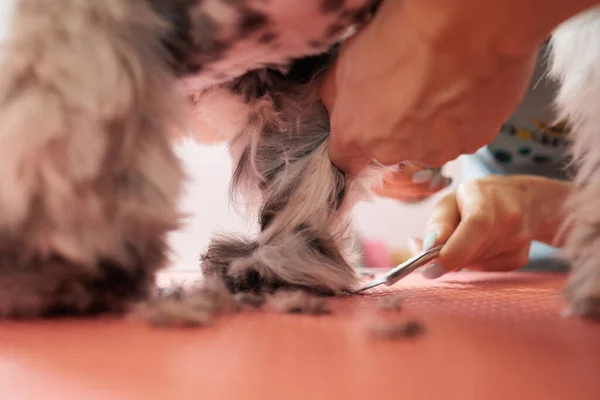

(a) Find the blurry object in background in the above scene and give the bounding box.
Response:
[390,248,413,266]
[358,238,413,269]
[235,292,266,309]
[129,275,238,328]
[360,239,392,269]
[407,237,424,257]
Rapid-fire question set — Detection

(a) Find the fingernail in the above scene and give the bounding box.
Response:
[422,231,438,252]
[422,264,447,279]
[412,169,434,184]
[428,173,443,188]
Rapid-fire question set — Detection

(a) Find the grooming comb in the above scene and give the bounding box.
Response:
[354,245,443,293]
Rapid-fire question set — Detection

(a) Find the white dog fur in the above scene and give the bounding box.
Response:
[550,5,600,317]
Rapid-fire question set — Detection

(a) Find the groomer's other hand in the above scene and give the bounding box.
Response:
[321,0,597,173]
[375,165,452,204]
[413,175,573,278]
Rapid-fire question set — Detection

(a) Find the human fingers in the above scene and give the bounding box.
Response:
[429,190,499,276]
[375,179,452,203]
[375,167,452,202]
[424,178,531,278]
[464,247,531,272]
[415,227,530,277]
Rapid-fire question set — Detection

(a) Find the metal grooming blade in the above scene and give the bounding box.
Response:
[354,245,443,294]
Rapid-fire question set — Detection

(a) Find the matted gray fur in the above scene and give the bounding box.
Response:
[200,64,393,294]
[129,274,329,326]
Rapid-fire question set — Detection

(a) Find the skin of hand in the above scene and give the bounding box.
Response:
[321,0,600,174]
[374,165,452,203]
[407,175,573,278]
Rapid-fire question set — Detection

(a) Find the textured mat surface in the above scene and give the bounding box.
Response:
[0,271,599,400]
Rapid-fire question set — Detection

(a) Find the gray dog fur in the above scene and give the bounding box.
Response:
[0,0,599,321]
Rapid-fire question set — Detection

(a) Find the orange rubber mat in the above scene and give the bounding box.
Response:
[0,271,599,400]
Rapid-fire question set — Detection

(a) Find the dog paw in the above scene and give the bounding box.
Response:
[200,236,290,293]
[200,234,355,294]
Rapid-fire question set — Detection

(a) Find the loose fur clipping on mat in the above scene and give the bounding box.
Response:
[368,320,425,340]
[129,275,239,327]
[235,292,266,309]
[129,276,331,327]
[267,290,330,315]
[376,294,404,312]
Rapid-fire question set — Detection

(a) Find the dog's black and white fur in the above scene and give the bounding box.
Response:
[0,0,598,319]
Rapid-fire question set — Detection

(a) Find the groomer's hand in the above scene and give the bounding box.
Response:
[410,175,573,278]
[375,165,452,203]
[320,0,597,173]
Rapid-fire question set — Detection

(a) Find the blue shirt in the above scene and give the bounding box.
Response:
[464,46,571,181]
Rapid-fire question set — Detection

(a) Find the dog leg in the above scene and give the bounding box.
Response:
[550,7,600,319]
[196,68,392,294]
[0,0,184,317]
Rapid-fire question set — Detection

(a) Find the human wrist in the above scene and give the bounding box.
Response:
[513,175,573,247]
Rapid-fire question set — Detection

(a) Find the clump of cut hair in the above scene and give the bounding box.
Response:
[267,289,331,315]
[129,274,239,328]
[368,320,425,340]
[376,294,404,312]
[234,292,266,309]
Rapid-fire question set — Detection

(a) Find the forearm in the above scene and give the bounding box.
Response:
[403,0,600,57]
[508,0,600,52]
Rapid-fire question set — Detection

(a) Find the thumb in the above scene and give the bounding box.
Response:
[423,192,461,251]
[419,193,461,279]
